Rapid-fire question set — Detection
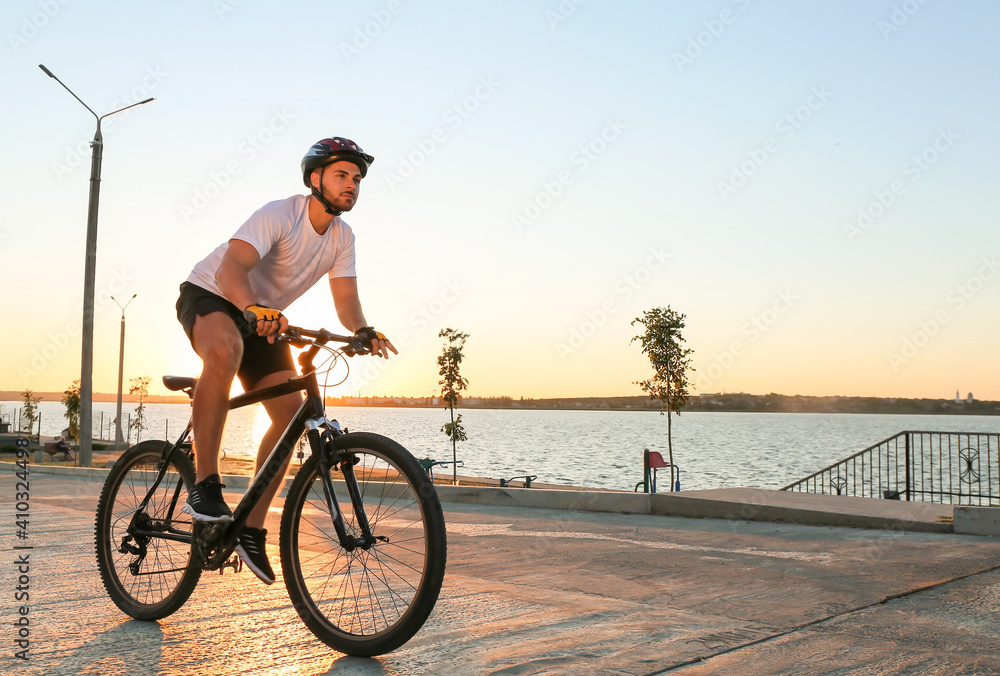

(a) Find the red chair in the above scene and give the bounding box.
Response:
[637,449,680,493]
[647,451,669,469]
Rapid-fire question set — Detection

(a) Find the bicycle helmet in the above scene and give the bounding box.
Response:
[301,137,374,186]
[302,137,374,216]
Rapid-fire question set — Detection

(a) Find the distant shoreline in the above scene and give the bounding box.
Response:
[4,391,995,416]
[0,391,191,405]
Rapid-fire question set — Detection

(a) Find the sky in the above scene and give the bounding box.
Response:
[1,0,998,402]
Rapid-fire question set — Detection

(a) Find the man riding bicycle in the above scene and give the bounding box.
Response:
[175,137,396,585]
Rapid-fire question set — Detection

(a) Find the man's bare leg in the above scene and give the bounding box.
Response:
[190,312,243,483]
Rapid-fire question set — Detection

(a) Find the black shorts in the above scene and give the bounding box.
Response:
[175,282,294,389]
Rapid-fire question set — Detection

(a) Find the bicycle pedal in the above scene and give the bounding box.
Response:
[192,520,227,539]
[219,554,243,575]
[192,520,232,570]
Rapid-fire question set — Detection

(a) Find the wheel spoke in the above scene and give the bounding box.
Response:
[281,433,446,656]
[95,442,201,620]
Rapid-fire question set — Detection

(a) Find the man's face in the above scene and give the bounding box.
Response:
[312,160,362,212]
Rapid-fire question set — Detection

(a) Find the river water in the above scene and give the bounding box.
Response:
[7,401,1000,492]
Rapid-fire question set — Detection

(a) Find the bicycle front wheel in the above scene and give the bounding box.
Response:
[280,432,447,656]
[95,440,201,620]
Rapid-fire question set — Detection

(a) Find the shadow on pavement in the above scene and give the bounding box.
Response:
[49,619,163,675]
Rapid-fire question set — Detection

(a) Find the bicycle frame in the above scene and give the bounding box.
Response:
[128,332,373,568]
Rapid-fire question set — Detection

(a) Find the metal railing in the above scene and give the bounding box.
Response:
[782,431,1000,506]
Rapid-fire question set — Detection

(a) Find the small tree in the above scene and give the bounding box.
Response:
[128,376,151,444]
[437,328,469,485]
[631,307,694,487]
[21,390,40,439]
[61,380,81,441]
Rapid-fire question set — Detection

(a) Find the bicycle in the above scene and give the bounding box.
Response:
[93,326,447,656]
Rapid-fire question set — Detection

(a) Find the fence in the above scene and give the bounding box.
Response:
[1,406,166,446]
[782,431,1000,506]
[2,407,41,440]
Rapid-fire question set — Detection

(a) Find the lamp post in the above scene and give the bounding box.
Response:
[111,294,136,449]
[39,64,154,467]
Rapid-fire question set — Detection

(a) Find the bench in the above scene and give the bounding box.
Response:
[43,442,75,461]
[499,475,536,488]
[418,458,464,482]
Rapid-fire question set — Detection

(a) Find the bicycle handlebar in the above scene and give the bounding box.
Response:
[280,325,370,357]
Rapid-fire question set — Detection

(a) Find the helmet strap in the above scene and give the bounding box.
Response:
[311,166,342,216]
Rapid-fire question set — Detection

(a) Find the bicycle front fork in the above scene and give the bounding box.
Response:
[309,423,379,552]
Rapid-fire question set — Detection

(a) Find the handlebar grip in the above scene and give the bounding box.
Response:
[277,326,369,354]
[342,336,369,357]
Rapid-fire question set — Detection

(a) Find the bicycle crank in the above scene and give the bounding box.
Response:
[191,521,236,571]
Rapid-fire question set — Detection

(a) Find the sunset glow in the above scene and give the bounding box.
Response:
[3,1,998,402]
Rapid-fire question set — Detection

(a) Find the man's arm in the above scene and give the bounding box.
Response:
[330,276,397,358]
[217,239,288,340]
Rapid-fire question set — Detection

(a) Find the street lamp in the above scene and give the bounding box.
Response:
[111,294,136,450]
[39,64,154,467]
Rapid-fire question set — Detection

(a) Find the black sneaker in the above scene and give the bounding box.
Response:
[182,474,234,523]
[236,526,275,585]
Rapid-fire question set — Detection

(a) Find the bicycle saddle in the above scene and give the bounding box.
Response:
[163,376,198,392]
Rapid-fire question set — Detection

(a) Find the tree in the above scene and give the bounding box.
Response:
[61,380,81,441]
[631,307,694,487]
[128,376,151,444]
[437,328,469,485]
[21,390,40,439]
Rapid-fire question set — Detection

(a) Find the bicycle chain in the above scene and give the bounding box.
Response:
[191,521,235,571]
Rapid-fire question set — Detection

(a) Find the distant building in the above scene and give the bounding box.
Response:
[968,392,975,403]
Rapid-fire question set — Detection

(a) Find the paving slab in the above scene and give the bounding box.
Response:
[2,472,1000,675]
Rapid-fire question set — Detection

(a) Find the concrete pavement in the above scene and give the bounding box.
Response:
[2,469,1000,675]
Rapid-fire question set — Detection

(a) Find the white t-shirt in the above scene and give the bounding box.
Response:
[186,195,356,310]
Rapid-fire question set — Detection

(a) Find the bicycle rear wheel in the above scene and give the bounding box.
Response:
[280,432,446,656]
[95,440,201,620]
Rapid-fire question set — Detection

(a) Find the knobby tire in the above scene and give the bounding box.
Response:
[95,440,201,620]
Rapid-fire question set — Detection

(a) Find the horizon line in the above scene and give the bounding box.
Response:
[0,390,989,404]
